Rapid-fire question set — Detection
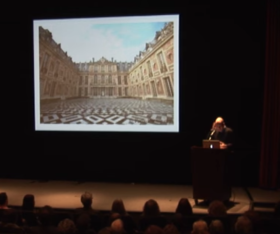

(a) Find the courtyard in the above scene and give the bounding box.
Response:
[40,98,173,125]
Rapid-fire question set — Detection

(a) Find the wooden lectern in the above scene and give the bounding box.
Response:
[191,146,231,204]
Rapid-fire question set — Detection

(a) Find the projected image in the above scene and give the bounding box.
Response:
[34,15,179,132]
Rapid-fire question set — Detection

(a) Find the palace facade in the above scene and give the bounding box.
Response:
[77,58,133,98]
[128,22,174,101]
[39,26,80,100]
[39,22,174,102]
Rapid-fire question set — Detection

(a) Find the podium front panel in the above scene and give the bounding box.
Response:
[191,147,231,200]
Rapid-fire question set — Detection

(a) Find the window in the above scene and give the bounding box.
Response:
[42,53,49,68]
[140,66,144,80]
[54,61,60,77]
[49,61,54,73]
[157,52,167,73]
[109,87,113,96]
[94,88,98,96]
[163,77,173,97]
[168,52,173,62]
[147,60,153,77]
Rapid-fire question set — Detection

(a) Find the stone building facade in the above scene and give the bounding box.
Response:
[128,22,174,101]
[39,21,174,102]
[39,26,80,101]
[77,57,133,98]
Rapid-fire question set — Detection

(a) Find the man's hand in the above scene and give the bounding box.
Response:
[220,141,227,149]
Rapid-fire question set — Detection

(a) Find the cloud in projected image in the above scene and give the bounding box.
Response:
[38,20,166,63]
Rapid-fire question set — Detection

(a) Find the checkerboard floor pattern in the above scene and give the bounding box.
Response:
[40,98,173,125]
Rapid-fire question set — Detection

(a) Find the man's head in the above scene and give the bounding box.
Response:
[213,117,225,132]
[111,218,124,232]
[111,199,126,215]
[208,200,227,217]
[234,216,252,234]
[143,199,160,216]
[58,218,76,234]
[38,205,54,225]
[209,220,224,234]
[22,194,35,210]
[192,220,208,234]
[81,192,92,209]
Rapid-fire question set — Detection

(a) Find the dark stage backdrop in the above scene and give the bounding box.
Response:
[2,2,265,186]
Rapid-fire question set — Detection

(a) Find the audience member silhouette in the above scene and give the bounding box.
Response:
[22,194,35,210]
[31,205,59,234]
[243,210,262,234]
[58,218,77,234]
[76,192,98,214]
[111,200,127,216]
[0,193,20,233]
[175,198,193,216]
[107,213,121,226]
[0,208,21,233]
[0,192,9,209]
[110,218,124,233]
[76,213,97,234]
[19,194,38,226]
[144,225,164,234]
[208,201,227,217]
[163,223,180,234]
[209,220,224,234]
[234,216,253,234]
[109,199,136,234]
[76,192,101,232]
[172,198,194,233]
[191,220,209,234]
[139,199,167,231]
[0,191,279,234]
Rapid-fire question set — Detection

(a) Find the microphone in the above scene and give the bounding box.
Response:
[209,130,215,139]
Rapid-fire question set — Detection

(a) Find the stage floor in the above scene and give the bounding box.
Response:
[1,179,279,214]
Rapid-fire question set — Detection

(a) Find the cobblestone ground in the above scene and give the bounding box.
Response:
[40,98,173,125]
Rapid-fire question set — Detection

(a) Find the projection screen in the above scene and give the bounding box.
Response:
[34,14,179,132]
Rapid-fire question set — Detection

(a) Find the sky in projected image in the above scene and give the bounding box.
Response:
[34,15,179,132]
[39,20,166,63]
